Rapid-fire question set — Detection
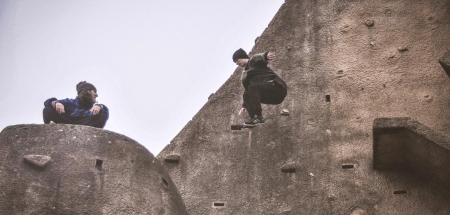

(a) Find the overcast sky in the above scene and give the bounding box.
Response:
[0,0,284,155]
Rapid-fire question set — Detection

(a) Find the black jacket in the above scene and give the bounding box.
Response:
[241,52,287,90]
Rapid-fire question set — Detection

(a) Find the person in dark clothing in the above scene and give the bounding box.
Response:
[43,81,109,128]
[233,48,287,126]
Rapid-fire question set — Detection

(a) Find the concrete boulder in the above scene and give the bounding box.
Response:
[0,124,187,215]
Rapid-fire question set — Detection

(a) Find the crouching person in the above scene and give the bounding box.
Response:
[43,81,109,128]
[233,48,287,126]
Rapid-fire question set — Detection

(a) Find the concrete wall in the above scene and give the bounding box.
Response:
[0,124,187,215]
[158,0,450,214]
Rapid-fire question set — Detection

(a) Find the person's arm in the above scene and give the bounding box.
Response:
[44,97,65,114]
[44,98,58,107]
[249,52,275,68]
[53,98,72,114]
[55,98,72,114]
[90,103,108,115]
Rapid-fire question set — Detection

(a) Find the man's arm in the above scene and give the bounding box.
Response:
[44,98,68,114]
[249,52,275,67]
[90,104,109,115]
[44,98,58,107]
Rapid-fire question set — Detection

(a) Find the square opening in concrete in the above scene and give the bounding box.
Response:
[95,159,103,171]
[326,95,331,102]
[231,125,243,130]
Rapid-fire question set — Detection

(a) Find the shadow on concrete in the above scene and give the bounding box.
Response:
[439,49,450,77]
[373,117,450,190]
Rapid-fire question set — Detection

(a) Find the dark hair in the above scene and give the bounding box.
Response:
[76,81,97,94]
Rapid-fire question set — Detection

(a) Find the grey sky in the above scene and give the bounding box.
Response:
[0,0,284,155]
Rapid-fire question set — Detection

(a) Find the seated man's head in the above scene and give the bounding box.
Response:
[233,48,249,67]
[76,81,98,107]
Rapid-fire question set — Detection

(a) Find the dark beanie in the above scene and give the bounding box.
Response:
[232,48,249,62]
[76,81,97,93]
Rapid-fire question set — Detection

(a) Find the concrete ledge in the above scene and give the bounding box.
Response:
[439,49,450,78]
[373,117,450,189]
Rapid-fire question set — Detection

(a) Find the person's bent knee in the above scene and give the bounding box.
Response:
[98,111,109,121]
[43,106,56,123]
[95,111,109,128]
[43,106,55,114]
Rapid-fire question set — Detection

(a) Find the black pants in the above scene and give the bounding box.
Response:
[43,106,109,128]
[243,81,287,117]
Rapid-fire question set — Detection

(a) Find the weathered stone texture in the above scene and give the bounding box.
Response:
[0,124,187,215]
[158,0,450,214]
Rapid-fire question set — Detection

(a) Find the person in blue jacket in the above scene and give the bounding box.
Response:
[233,48,287,126]
[43,81,109,128]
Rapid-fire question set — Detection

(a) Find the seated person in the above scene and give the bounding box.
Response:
[43,81,109,128]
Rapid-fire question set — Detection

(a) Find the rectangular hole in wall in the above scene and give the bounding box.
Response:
[342,164,354,169]
[231,125,243,130]
[326,95,331,102]
[95,159,103,171]
[214,202,225,207]
[393,190,407,194]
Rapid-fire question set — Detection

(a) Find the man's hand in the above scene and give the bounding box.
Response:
[55,102,65,114]
[238,108,246,115]
[267,52,276,61]
[90,105,101,115]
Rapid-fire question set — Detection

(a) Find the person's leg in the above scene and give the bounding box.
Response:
[43,107,74,124]
[245,81,287,117]
[243,81,287,123]
[259,81,287,105]
[242,90,258,117]
[73,111,109,128]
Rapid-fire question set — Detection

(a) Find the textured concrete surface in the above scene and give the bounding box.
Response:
[0,124,187,215]
[158,0,450,214]
[373,117,450,189]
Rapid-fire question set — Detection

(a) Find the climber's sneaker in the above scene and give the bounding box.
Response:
[244,115,264,126]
